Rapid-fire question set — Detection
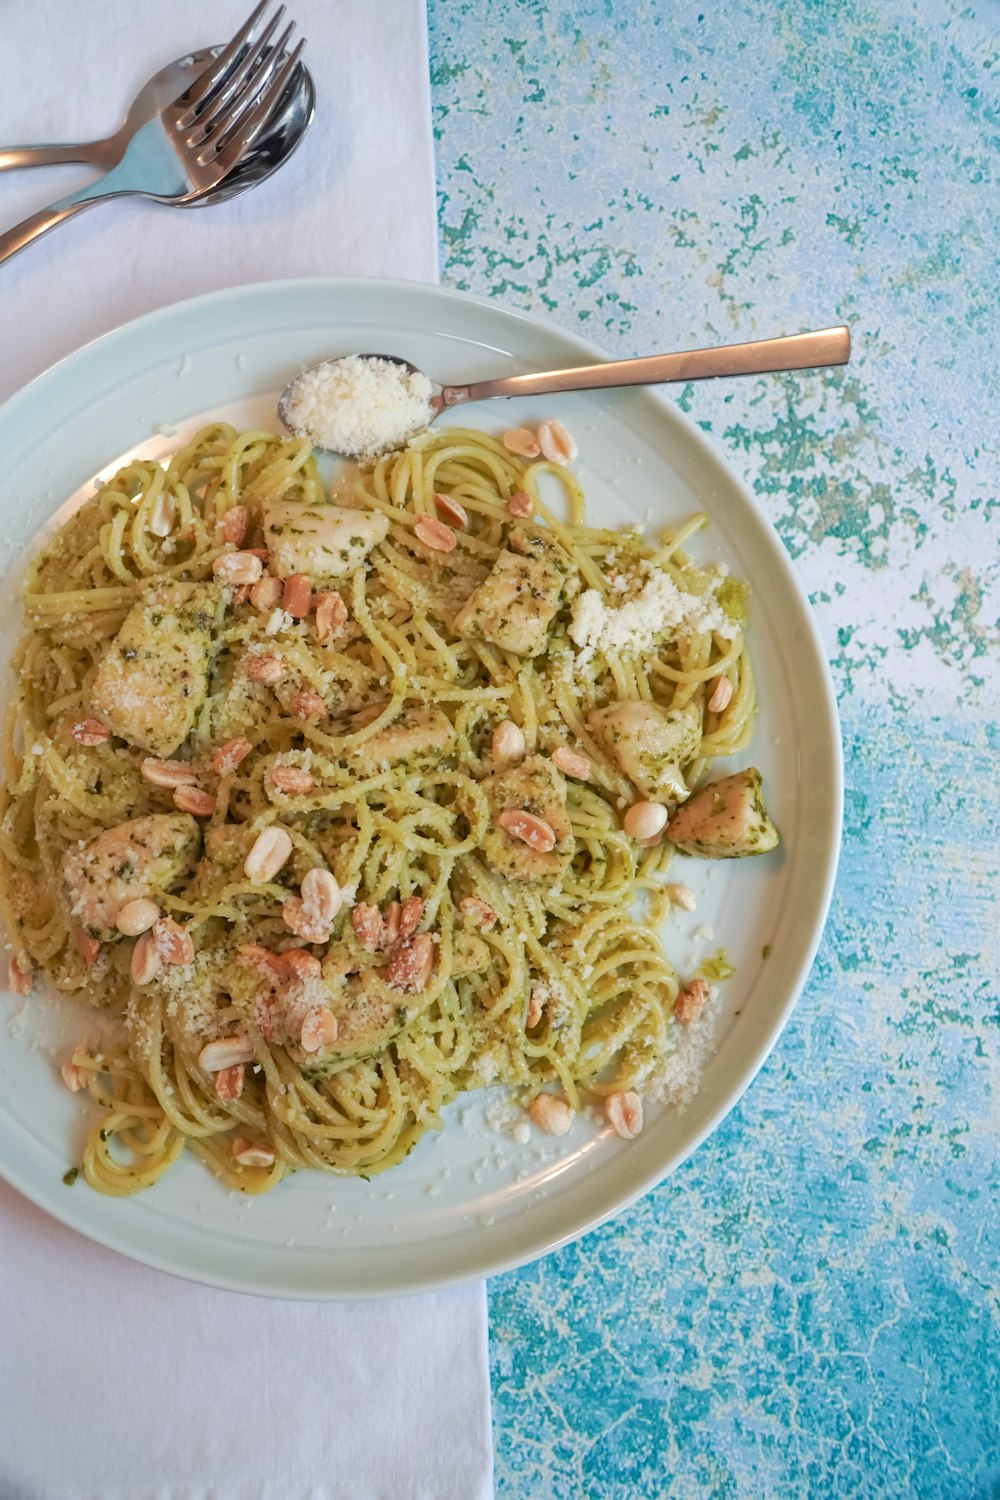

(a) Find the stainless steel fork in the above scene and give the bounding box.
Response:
[0,2,305,268]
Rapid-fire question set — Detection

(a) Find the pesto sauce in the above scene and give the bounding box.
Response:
[698,949,735,982]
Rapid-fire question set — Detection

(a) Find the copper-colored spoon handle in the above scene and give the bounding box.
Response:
[437,325,851,411]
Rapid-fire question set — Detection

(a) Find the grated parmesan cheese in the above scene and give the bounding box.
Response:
[645,983,721,1108]
[264,608,293,636]
[569,565,738,667]
[282,355,434,460]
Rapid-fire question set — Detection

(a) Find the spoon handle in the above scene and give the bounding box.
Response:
[439,326,851,408]
[0,139,118,171]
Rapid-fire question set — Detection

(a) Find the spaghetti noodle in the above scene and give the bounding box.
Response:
[0,421,767,1196]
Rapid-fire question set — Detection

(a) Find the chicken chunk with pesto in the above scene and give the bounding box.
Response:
[91,583,219,757]
[667,768,779,858]
[588,699,702,802]
[454,526,572,657]
[262,498,388,580]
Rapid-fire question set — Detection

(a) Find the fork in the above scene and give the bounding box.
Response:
[0,2,305,269]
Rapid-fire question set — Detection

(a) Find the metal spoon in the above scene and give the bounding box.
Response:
[279,326,851,459]
[0,46,315,206]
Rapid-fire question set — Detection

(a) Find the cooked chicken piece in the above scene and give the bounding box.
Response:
[63,813,200,939]
[588,700,702,801]
[186,823,260,902]
[453,526,572,657]
[91,582,218,757]
[262,498,388,580]
[322,984,401,1061]
[481,754,573,880]
[222,948,393,1067]
[202,823,256,870]
[289,972,434,1067]
[667,767,780,858]
[348,705,455,774]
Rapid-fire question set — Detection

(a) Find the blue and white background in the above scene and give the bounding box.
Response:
[428,1,999,1493]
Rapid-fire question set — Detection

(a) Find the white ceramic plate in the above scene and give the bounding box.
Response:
[0,278,841,1299]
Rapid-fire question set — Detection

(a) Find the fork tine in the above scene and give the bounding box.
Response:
[198,24,298,159]
[175,0,272,126]
[187,7,286,142]
[211,39,306,173]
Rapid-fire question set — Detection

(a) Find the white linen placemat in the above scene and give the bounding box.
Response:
[0,5,492,1499]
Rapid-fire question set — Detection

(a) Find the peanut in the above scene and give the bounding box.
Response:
[130,931,161,985]
[291,690,328,719]
[492,719,526,764]
[222,505,250,547]
[301,867,342,925]
[282,897,331,944]
[61,1058,88,1092]
[250,575,282,612]
[623,801,668,841]
[115,898,161,937]
[269,765,315,795]
[380,933,434,993]
[74,928,101,969]
[675,978,711,1026]
[71,719,110,747]
[666,883,697,912]
[538,418,577,465]
[245,827,293,884]
[212,551,264,585]
[498,808,556,852]
[153,917,195,967]
[502,427,541,459]
[148,491,177,538]
[245,653,285,685]
[199,1035,255,1072]
[300,1006,339,1053]
[458,896,497,931]
[173,785,216,817]
[529,1094,573,1136]
[140,757,198,789]
[8,954,32,995]
[433,492,469,528]
[314,591,348,641]
[708,675,734,713]
[551,746,591,779]
[212,736,253,776]
[214,1064,245,1102]
[282,573,313,618]
[232,1137,275,1168]
[414,514,458,553]
[606,1091,643,1139]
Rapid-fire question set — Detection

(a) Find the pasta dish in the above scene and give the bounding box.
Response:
[0,416,778,1195]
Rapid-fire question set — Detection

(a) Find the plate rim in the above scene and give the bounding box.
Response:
[0,275,843,1298]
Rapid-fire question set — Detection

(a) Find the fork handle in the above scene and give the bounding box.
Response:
[0,173,132,268]
[0,197,101,266]
[0,140,117,170]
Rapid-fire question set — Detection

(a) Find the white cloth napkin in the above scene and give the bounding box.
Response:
[0,5,493,1498]
[0,0,439,401]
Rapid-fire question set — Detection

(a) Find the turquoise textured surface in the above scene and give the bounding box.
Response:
[428,2,999,1495]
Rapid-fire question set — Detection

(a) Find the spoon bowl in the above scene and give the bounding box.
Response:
[181,49,315,208]
[279,327,851,460]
